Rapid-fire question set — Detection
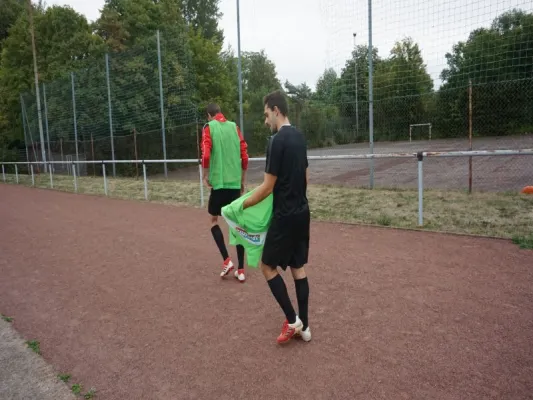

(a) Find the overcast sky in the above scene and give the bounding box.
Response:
[48,0,532,90]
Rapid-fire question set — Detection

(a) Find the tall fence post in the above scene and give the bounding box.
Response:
[20,95,30,173]
[468,79,473,194]
[156,30,168,178]
[43,83,52,172]
[31,165,34,186]
[102,162,108,196]
[143,162,148,200]
[71,72,79,163]
[105,53,116,177]
[417,151,424,226]
[15,164,19,183]
[1,164,5,182]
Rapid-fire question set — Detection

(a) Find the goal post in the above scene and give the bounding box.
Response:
[409,123,432,142]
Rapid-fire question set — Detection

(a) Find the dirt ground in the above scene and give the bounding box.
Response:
[158,135,533,192]
[1,184,532,400]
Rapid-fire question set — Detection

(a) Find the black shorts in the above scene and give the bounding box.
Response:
[261,210,310,270]
[208,188,241,216]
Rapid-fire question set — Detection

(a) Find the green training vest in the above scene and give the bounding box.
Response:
[221,188,273,267]
[208,119,242,190]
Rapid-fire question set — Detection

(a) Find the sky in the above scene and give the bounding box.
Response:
[47,0,532,91]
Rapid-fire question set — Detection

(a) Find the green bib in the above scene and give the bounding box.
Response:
[221,189,274,267]
[208,119,242,190]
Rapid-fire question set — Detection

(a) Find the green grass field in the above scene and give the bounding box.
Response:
[2,172,532,242]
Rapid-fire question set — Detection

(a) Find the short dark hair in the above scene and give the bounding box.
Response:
[263,90,289,116]
[206,103,221,117]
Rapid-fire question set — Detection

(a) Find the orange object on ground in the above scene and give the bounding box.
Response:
[521,186,533,194]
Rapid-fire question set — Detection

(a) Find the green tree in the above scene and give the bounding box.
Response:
[285,80,312,128]
[314,68,338,104]
[373,37,433,140]
[237,50,282,152]
[333,44,381,143]
[0,3,102,153]
[438,9,533,136]
[0,0,25,58]
[180,0,223,43]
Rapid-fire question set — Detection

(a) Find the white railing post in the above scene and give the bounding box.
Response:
[73,163,78,193]
[417,151,424,226]
[143,162,148,200]
[102,162,108,196]
[199,163,204,207]
[49,162,53,188]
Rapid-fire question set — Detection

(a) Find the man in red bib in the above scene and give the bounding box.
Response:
[201,103,249,282]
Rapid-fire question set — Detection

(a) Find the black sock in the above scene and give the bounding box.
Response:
[267,274,296,324]
[294,277,309,330]
[236,245,244,269]
[211,225,229,261]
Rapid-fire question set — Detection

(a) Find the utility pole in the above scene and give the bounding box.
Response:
[353,33,359,140]
[367,0,375,189]
[27,0,47,172]
[236,0,244,139]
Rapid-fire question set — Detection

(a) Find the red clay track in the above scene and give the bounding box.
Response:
[1,184,532,399]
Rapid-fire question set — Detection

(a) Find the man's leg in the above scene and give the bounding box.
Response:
[210,214,235,276]
[261,262,302,344]
[234,244,246,282]
[261,218,303,343]
[208,190,234,276]
[291,210,311,340]
[291,266,311,342]
[210,215,229,260]
[225,187,245,282]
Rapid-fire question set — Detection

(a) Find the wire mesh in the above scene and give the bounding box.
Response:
[315,0,533,148]
[17,30,199,178]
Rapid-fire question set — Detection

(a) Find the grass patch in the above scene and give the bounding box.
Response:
[26,340,40,354]
[512,234,533,249]
[3,172,532,239]
[58,373,96,398]
[84,388,97,399]
[71,383,83,395]
[307,185,533,238]
[1,314,13,322]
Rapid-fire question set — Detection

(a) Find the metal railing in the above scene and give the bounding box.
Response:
[2,148,532,228]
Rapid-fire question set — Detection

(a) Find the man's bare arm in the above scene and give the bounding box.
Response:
[243,173,277,209]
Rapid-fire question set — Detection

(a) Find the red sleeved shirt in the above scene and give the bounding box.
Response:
[201,113,249,170]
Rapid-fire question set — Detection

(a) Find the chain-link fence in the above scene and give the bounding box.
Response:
[18,30,198,178]
[2,149,532,239]
[6,1,533,200]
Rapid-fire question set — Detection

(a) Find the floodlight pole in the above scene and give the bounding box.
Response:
[236,0,244,139]
[367,0,375,188]
[27,0,47,172]
[353,33,359,140]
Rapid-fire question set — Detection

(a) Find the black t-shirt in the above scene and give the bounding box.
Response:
[265,125,309,218]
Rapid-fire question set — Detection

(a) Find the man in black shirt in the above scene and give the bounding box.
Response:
[243,90,311,344]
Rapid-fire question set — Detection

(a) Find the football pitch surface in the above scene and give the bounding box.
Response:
[1,184,532,399]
